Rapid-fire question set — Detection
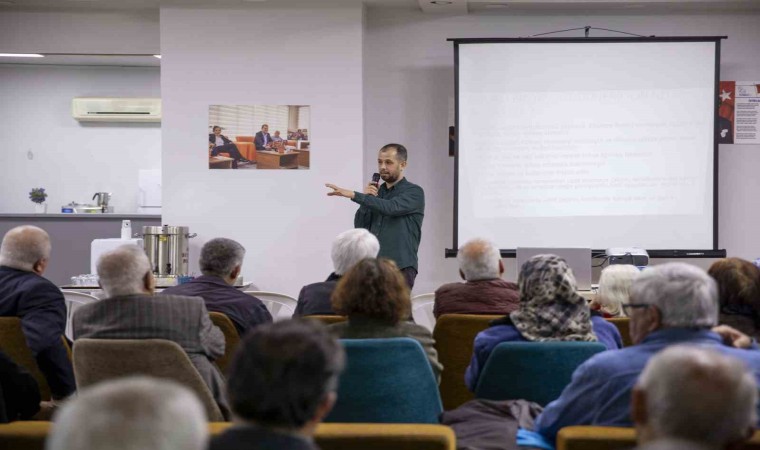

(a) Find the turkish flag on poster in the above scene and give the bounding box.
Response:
[718,81,735,144]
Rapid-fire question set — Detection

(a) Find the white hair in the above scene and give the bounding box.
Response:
[631,262,718,328]
[331,229,380,276]
[595,265,641,317]
[637,345,757,447]
[47,376,208,450]
[97,245,152,298]
[0,225,51,271]
[457,238,501,281]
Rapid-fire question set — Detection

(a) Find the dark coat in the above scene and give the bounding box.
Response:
[0,266,75,399]
[161,276,272,335]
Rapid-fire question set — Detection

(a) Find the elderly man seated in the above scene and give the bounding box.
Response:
[210,320,345,450]
[162,238,271,335]
[0,225,75,402]
[434,238,519,318]
[48,376,208,450]
[72,245,229,418]
[632,345,757,450]
[293,228,380,317]
[534,262,760,443]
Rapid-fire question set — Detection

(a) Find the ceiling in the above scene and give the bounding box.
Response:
[1,0,759,13]
[1,0,757,66]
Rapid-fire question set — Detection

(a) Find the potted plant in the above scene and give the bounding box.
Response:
[29,188,48,214]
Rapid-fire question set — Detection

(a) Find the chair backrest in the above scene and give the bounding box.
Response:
[475,341,606,406]
[326,338,443,424]
[411,293,436,332]
[208,312,240,375]
[62,291,99,341]
[72,338,225,421]
[605,317,632,347]
[305,315,347,325]
[555,426,635,450]
[209,422,456,450]
[244,291,297,321]
[0,317,52,401]
[432,314,501,410]
[235,135,254,142]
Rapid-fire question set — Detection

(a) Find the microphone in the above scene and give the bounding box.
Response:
[371,173,381,188]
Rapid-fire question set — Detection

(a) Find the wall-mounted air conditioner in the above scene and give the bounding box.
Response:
[72,97,161,122]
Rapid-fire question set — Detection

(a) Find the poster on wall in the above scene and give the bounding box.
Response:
[719,81,760,145]
[208,104,311,170]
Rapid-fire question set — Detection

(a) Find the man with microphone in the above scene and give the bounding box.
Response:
[326,144,424,288]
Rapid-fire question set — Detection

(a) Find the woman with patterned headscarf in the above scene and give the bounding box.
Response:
[464,254,623,391]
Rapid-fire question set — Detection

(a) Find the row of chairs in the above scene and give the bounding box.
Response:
[7,422,760,450]
[0,421,456,450]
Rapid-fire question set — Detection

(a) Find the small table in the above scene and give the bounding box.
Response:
[257,151,299,169]
[296,149,310,168]
[209,156,234,169]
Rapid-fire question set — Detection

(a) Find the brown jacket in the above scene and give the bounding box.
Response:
[434,279,520,318]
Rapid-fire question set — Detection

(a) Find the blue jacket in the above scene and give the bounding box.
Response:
[161,275,272,335]
[0,266,75,399]
[534,328,760,443]
[465,315,623,392]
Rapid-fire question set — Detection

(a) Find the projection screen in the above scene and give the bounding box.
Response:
[453,37,724,257]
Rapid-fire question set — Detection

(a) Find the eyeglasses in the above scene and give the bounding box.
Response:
[622,303,652,315]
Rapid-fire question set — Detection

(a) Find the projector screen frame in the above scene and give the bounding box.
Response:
[445,36,727,259]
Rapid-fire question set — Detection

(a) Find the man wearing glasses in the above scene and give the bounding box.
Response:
[533,262,760,444]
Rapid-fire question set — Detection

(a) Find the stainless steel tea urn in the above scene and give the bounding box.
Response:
[141,225,196,276]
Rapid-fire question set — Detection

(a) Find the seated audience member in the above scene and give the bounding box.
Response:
[209,126,250,168]
[210,320,344,450]
[534,262,760,443]
[465,254,622,391]
[272,130,284,143]
[709,257,760,340]
[72,245,229,418]
[294,229,380,317]
[0,226,75,402]
[327,258,443,382]
[161,238,272,335]
[0,349,41,423]
[632,345,757,450]
[590,264,641,318]
[47,376,208,450]
[433,238,519,318]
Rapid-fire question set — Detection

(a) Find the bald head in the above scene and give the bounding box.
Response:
[0,225,51,274]
[97,245,153,298]
[633,345,757,448]
[457,238,503,281]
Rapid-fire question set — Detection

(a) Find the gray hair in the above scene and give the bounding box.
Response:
[457,238,501,281]
[47,376,208,450]
[637,345,757,447]
[0,225,51,271]
[199,238,245,278]
[331,229,380,275]
[97,245,152,298]
[631,263,718,328]
[595,265,640,317]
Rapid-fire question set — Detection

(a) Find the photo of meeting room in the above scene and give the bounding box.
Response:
[208,104,311,170]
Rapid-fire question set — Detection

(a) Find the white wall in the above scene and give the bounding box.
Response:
[0,10,158,54]
[364,10,760,293]
[0,65,161,214]
[160,3,364,296]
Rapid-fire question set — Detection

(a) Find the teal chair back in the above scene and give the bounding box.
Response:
[326,338,443,424]
[475,341,606,406]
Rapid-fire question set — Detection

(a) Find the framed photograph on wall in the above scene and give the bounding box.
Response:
[208,104,311,170]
